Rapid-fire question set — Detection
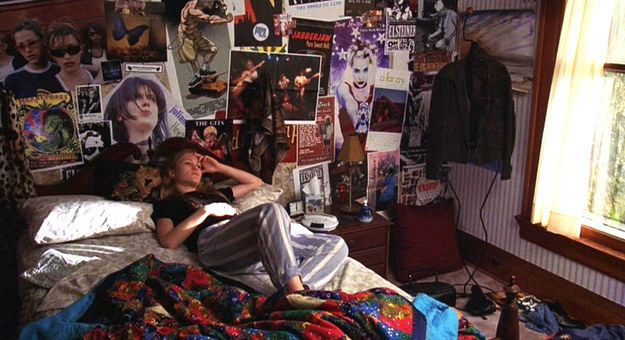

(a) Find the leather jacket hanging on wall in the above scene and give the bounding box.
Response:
[425,43,515,180]
[242,71,289,183]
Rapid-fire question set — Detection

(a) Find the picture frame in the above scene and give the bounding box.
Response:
[305,194,324,214]
[288,200,305,217]
[101,60,123,83]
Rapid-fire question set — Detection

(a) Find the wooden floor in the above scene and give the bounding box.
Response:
[389,265,546,340]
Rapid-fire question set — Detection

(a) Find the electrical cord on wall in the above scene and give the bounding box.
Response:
[445,167,499,296]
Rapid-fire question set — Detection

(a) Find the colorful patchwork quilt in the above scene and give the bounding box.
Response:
[21,255,485,339]
[22,255,423,339]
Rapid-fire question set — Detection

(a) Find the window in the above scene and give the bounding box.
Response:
[586,1,625,240]
[517,0,625,283]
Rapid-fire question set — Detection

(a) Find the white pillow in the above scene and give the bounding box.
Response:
[213,180,284,211]
[232,183,284,212]
[20,195,155,245]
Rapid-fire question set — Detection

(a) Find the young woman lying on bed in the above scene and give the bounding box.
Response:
[152,144,348,294]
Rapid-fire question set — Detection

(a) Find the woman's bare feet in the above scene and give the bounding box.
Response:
[285,275,305,294]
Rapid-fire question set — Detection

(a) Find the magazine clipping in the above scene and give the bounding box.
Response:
[344,0,376,16]
[460,9,536,93]
[230,122,244,162]
[274,14,295,37]
[227,50,321,123]
[384,1,417,55]
[366,150,400,211]
[286,0,344,22]
[287,18,335,97]
[185,119,233,162]
[76,84,103,122]
[366,68,410,152]
[293,162,332,210]
[414,0,459,54]
[233,0,283,47]
[400,49,452,161]
[283,124,299,163]
[101,73,191,151]
[297,96,335,166]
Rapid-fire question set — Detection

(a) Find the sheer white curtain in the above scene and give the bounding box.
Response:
[531,0,615,238]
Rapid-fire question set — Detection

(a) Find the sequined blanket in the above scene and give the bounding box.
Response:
[22,255,425,339]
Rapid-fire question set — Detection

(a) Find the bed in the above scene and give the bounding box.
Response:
[16,139,483,338]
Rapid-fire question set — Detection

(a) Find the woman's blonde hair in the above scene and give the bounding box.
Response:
[159,148,227,205]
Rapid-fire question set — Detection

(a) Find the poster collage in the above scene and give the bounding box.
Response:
[0,0,535,211]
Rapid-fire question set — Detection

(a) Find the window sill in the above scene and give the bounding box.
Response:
[515,215,625,283]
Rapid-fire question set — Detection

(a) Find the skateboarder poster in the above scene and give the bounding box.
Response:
[165,0,233,119]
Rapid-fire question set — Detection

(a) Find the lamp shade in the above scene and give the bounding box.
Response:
[338,135,365,163]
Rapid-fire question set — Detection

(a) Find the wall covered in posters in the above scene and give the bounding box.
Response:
[0,0,450,205]
[0,0,533,215]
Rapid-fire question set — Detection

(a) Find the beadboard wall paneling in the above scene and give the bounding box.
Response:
[452,0,625,306]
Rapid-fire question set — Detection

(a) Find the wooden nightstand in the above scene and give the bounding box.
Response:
[328,211,392,278]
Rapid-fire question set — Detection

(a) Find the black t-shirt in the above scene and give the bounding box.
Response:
[151,188,234,252]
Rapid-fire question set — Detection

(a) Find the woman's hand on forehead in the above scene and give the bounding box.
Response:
[198,154,220,173]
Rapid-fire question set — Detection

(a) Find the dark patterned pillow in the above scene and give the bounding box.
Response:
[98,162,162,203]
[111,165,162,202]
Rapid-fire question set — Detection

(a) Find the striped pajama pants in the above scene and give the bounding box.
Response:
[197,202,348,294]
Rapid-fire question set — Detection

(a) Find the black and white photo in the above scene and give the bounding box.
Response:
[76,84,102,121]
[78,121,113,163]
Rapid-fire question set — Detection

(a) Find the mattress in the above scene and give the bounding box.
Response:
[17,226,412,326]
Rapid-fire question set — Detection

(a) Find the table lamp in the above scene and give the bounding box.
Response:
[338,135,365,214]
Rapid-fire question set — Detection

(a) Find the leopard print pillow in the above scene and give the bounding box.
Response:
[110,165,162,203]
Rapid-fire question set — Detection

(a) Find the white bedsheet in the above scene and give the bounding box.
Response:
[18,222,411,325]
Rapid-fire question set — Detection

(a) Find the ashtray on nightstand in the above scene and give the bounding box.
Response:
[301,213,339,232]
